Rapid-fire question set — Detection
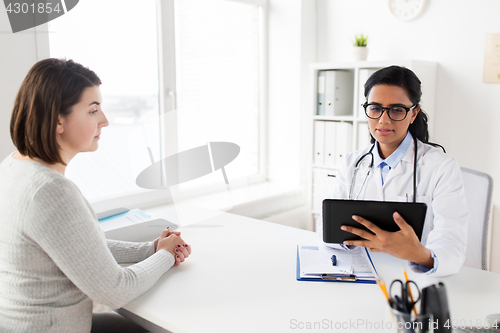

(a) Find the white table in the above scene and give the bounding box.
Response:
[119,207,500,333]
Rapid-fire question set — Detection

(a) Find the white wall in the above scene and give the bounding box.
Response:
[267,0,303,186]
[316,0,500,272]
[299,0,317,230]
[264,0,316,228]
[0,8,38,159]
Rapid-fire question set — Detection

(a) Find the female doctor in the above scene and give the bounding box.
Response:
[320,65,468,276]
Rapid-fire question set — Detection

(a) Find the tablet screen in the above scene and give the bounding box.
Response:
[322,199,427,244]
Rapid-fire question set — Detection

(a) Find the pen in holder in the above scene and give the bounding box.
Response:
[385,276,433,332]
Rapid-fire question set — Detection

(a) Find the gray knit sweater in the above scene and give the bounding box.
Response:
[0,153,175,332]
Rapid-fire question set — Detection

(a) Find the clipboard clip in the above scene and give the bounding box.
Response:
[321,274,357,281]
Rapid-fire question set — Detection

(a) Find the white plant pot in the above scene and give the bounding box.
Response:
[353,47,368,61]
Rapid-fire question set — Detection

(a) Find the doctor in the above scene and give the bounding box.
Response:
[320,66,468,276]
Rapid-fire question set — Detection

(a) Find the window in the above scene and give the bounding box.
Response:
[48,0,161,202]
[173,0,264,195]
[48,0,266,207]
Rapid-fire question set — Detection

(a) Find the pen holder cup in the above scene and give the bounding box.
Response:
[389,308,434,333]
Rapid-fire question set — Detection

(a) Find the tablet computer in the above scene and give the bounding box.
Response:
[322,199,427,244]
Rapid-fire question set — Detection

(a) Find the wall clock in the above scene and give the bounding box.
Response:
[389,0,427,21]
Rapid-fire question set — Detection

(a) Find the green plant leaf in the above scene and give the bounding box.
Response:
[354,34,368,47]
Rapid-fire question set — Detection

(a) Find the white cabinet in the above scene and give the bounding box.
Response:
[308,60,437,227]
[312,168,337,213]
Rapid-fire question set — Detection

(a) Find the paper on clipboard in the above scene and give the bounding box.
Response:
[297,245,378,282]
[98,208,152,232]
[299,245,353,277]
[97,208,178,242]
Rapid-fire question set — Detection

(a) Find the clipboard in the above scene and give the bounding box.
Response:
[296,245,378,284]
[322,199,427,244]
[98,208,178,242]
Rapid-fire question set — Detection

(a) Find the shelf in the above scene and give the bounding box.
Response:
[313,115,354,121]
[309,59,436,71]
[313,116,367,122]
[312,164,339,170]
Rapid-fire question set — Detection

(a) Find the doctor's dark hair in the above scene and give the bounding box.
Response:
[364,65,445,152]
[10,58,101,165]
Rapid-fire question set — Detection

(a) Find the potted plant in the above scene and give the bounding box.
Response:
[353,34,368,61]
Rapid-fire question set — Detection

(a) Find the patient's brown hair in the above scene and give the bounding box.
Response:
[10,58,101,165]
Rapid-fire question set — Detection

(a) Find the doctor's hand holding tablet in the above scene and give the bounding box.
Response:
[321,66,468,276]
[341,212,431,266]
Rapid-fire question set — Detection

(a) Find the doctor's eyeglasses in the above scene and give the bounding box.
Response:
[362,102,417,121]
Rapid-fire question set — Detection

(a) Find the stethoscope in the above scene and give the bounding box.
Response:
[348,135,418,202]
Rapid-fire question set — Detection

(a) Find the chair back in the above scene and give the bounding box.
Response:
[461,167,493,270]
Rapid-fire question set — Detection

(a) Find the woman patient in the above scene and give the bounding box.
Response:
[0,58,191,332]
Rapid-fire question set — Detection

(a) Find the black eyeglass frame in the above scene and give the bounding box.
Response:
[362,102,417,122]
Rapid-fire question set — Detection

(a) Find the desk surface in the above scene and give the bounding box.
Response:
[120,207,500,333]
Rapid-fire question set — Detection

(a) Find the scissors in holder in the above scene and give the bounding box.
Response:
[389,279,421,314]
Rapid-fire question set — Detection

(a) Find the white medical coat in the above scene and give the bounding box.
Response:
[320,139,469,276]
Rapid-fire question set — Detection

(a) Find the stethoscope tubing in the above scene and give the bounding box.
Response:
[348,136,418,202]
